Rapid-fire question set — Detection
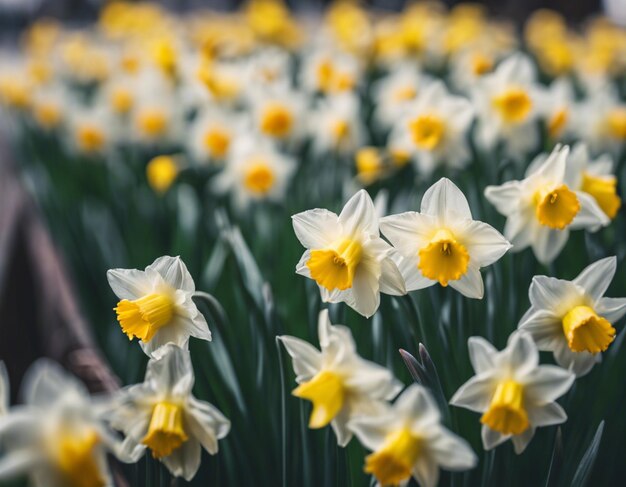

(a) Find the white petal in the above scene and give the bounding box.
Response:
[291,209,341,249]
[331,408,352,447]
[457,220,511,267]
[149,256,195,292]
[511,427,535,454]
[528,276,580,311]
[484,181,522,216]
[531,227,569,265]
[396,385,440,427]
[145,344,194,398]
[161,437,201,481]
[378,256,407,296]
[0,449,43,481]
[524,365,574,403]
[468,336,498,374]
[449,265,484,299]
[344,359,403,400]
[350,264,381,318]
[481,424,509,450]
[572,256,616,302]
[536,144,568,182]
[527,402,567,427]
[553,341,598,377]
[278,336,322,382]
[504,332,539,379]
[185,396,231,454]
[396,254,435,292]
[22,360,88,408]
[141,324,190,359]
[517,309,562,350]
[420,177,472,223]
[347,407,394,451]
[338,189,378,237]
[596,297,626,323]
[449,375,494,412]
[503,210,534,251]
[570,192,610,230]
[428,428,477,470]
[379,212,436,256]
[412,456,439,487]
[106,268,150,300]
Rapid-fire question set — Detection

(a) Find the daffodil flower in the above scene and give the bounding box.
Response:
[293,189,406,317]
[485,144,609,264]
[107,344,230,481]
[381,178,511,299]
[349,385,477,487]
[107,255,212,358]
[518,256,626,377]
[450,332,575,453]
[279,310,402,446]
[309,93,366,156]
[0,361,141,487]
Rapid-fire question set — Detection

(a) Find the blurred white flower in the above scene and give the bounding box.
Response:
[30,83,67,131]
[67,104,116,156]
[574,88,626,157]
[310,93,366,156]
[130,89,183,146]
[450,332,575,453]
[188,107,244,164]
[381,178,510,299]
[472,53,541,159]
[107,344,230,481]
[391,81,474,175]
[0,361,140,487]
[485,145,609,264]
[518,256,626,377]
[539,77,576,142]
[350,385,477,487]
[244,47,292,90]
[279,310,402,446]
[372,64,430,129]
[107,255,211,358]
[293,189,406,317]
[300,48,362,95]
[212,135,296,209]
[249,84,307,143]
[449,49,498,94]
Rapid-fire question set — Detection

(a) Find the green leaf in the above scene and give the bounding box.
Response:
[571,421,605,487]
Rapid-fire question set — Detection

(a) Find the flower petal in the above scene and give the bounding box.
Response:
[412,456,440,487]
[449,375,494,412]
[185,396,231,454]
[449,264,484,299]
[149,256,195,292]
[503,332,539,379]
[468,336,498,374]
[420,177,472,223]
[428,427,477,470]
[572,256,616,302]
[145,344,194,398]
[338,189,378,237]
[596,297,626,323]
[481,424,509,450]
[531,226,569,265]
[278,336,322,383]
[457,220,511,267]
[524,365,574,403]
[511,427,535,454]
[484,181,522,216]
[106,268,150,301]
[527,402,567,427]
[292,209,341,249]
[379,212,436,256]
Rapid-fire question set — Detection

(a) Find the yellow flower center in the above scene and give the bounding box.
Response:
[142,402,189,458]
[534,184,580,229]
[76,125,105,152]
[316,59,335,93]
[146,155,179,194]
[292,370,344,428]
[332,119,351,143]
[114,293,174,342]
[307,239,363,291]
[471,53,494,76]
[364,428,422,486]
[111,88,133,114]
[562,305,615,354]
[492,88,533,123]
[243,161,275,195]
[137,108,168,137]
[390,148,411,167]
[203,128,231,158]
[547,108,569,139]
[121,54,140,74]
[0,78,31,109]
[260,103,294,138]
[408,114,446,151]
[151,38,177,77]
[480,380,529,435]
[606,108,626,140]
[581,172,621,219]
[392,85,417,103]
[33,103,61,128]
[418,228,469,286]
[55,429,105,487]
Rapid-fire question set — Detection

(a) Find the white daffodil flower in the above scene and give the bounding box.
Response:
[518,256,626,377]
[450,332,575,454]
[372,64,431,130]
[248,85,307,144]
[381,178,511,299]
[243,48,292,91]
[107,255,211,358]
[279,310,402,446]
[129,89,183,147]
[309,93,367,156]
[107,344,230,481]
[539,77,576,142]
[449,48,498,94]
[391,81,474,175]
[67,104,116,157]
[300,48,362,95]
[29,83,68,132]
[565,143,621,221]
[293,189,406,317]
[472,53,541,159]
[573,89,626,157]
[484,145,609,264]
[0,361,140,487]
[212,135,296,209]
[188,107,244,164]
[349,385,477,487]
